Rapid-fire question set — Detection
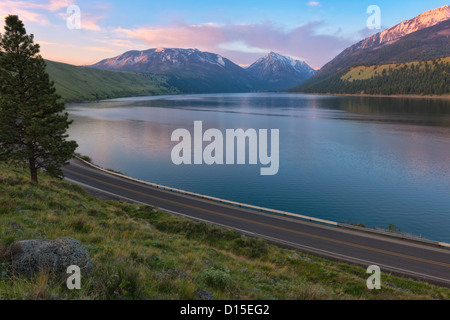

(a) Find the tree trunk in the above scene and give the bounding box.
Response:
[29,157,38,184]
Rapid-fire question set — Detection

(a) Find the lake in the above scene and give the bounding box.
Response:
[66,93,450,242]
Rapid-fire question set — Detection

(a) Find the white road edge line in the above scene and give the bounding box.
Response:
[71,157,338,226]
[65,177,450,285]
[71,158,450,248]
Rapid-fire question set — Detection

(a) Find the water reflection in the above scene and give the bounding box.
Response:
[67,93,450,242]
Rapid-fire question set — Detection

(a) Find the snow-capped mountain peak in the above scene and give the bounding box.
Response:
[247,52,316,90]
[264,52,306,69]
[92,48,229,71]
[249,52,314,76]
[360,5,450,49]
[90,48,316,92]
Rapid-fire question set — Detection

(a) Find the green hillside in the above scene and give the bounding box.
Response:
[1,161,450,299]
[294,20,450,96]
[45,60,179,102]
[311,20,450,83]
[291,57,450,96]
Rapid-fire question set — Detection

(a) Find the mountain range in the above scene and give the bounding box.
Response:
[46,5,449,100]
[292,5,450,94]
[89,49,316,93]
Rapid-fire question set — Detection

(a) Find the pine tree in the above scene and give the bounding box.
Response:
[0,15,77,184]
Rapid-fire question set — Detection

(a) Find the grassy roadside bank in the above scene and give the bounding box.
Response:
[0,161,449,300]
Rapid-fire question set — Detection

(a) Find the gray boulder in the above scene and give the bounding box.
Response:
[289,253,312,262]
[3,237,93,276]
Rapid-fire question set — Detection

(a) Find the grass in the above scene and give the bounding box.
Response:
[341,57,450,82]
[0,160,449,300]
[45,60,180,102]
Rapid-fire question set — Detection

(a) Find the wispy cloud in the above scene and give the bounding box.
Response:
[56,11,105,31]
[0,0,104,31]
[0,1,354,68]
[307,1,321,7]
[0,0,78,31]
[84,46,116,53]
[37,40,57,45]
[45,0,75,12]
[0,2,47,26]
[113,22,225,48]
[219,41,269,54]
[113,21,353,68]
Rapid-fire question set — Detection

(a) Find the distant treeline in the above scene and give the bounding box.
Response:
[292,59,449,96]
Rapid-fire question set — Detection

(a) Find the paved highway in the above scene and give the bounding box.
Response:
[63,159,450,287]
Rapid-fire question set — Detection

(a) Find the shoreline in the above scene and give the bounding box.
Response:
[67,92,450,105]
[72,155,449,247]
[292,92,450,100]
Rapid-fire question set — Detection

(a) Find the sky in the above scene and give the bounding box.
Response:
[0,0,448,69]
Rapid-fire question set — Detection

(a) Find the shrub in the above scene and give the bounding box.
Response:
[232,237,268,258]
[201,268,234,290]
[70,217,93,234]
[91,263,145,299]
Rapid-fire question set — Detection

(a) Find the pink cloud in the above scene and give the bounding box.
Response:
[114,22,226,48]
[0,2,353,69]
[65,13,104,31]
[0,2,46,26]
[0,0,76,27]
[84,46,116,53]
[113,21,353,68]
[0,1,104,31]
[46,0,74,12]
[82,17,103,31]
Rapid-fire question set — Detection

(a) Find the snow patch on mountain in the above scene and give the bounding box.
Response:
[94,48,230,70]
[360,5,449,50]
[247,52,316,90]
[248,52,315,80]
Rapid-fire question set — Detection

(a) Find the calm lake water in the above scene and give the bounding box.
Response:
[66,93,450,242]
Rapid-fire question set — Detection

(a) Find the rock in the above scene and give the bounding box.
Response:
[196,289,214,300]
[291,253,312,262]
[3,237,93,276]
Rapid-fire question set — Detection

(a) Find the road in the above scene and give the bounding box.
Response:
[63,159,450,287]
